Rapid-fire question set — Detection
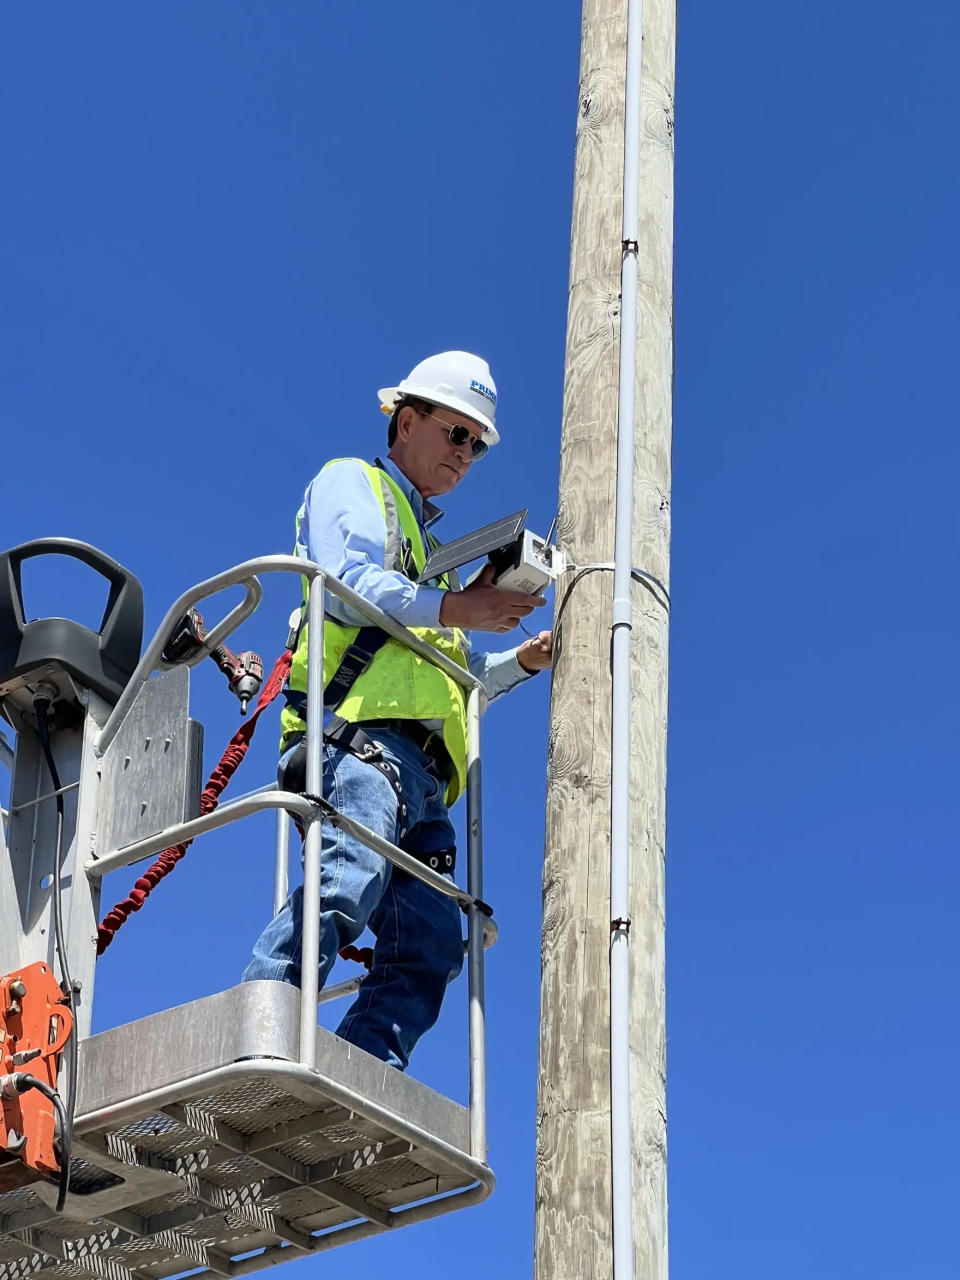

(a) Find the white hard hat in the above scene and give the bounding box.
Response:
[378,350,500,446]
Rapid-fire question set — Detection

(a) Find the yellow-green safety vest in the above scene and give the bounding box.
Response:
[281,459,470,804]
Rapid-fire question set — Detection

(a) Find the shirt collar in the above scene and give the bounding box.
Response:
[375,456,444,529]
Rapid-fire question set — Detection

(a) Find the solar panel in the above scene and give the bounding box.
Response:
[417,509,528,583]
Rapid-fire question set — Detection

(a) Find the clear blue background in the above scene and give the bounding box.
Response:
[2,2,959,1277]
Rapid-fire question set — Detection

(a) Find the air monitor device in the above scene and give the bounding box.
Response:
[417,509,564,595]
[485,528,564,595]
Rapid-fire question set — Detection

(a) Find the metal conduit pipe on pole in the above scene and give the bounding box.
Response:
[535,0,674,1275]
[609,0,645,1271]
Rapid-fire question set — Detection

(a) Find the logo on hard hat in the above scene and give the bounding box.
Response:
[469,379,497,407]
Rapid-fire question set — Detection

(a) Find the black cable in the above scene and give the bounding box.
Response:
[629,566,671,608]
[34,707,74,1001]
[4,1074,69,1211]
[553,564,671,641]
[33,699,75,1214]
[553,567,601,638]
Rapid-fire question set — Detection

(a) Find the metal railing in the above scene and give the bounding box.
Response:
[86,555,494,1164]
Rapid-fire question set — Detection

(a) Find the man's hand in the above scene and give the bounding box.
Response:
[439,563,547,634]
[516,630,553,673]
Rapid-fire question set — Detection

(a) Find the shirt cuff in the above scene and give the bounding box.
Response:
[506,649,538,681]
[471,646,538,704]
[391,585,446,629]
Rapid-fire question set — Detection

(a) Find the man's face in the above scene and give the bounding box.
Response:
[393,405,484,498]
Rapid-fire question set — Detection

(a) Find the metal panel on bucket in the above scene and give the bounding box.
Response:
[98,668,203,857]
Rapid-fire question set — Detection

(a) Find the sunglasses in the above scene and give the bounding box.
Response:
[419,409,489,460]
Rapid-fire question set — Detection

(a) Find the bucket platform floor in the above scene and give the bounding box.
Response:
[0,982,492,1280]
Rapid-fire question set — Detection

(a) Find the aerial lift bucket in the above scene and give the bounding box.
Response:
[0,541,495,1279]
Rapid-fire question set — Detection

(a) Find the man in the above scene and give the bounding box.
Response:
[243,350,552,1071]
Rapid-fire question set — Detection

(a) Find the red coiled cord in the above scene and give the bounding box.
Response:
[96,650,293,955]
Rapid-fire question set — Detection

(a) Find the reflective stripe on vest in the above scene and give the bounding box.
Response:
[281,459,470,804]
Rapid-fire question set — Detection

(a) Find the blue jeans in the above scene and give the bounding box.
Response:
[242,727,464,1071]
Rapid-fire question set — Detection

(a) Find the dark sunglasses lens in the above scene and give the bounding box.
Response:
[448,425,487,459]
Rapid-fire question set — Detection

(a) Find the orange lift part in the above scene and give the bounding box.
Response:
[0,963,73,1192]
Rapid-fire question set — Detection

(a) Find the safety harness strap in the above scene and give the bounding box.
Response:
[320,714,409,839]
[281,624,388,745]
[322,625,390,712]
[284,624,407,832]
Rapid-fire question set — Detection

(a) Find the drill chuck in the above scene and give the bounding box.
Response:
[232,668,262,715]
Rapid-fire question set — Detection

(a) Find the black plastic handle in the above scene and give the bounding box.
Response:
[0,538,144,680]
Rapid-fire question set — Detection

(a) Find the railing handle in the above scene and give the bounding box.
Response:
[156,580,262,672]
[97,554,484,758]
[97,571,264,756]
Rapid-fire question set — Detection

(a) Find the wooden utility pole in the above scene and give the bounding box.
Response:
[534,0,675,1276]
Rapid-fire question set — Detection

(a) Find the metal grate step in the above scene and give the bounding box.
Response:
[0,983,492,1280]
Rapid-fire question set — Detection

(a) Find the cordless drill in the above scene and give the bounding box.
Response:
[162,609,263,715]
[210,645,263,715]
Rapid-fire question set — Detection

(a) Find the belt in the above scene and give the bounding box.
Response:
[361,719,455,784]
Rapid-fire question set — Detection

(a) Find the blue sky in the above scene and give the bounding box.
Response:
[2,2,959,1277]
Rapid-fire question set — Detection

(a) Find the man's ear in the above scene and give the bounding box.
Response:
[396,405,416,441]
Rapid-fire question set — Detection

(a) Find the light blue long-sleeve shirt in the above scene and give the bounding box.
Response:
[295,455,535,704]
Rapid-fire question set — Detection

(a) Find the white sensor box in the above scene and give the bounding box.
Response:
[491,531,564,595]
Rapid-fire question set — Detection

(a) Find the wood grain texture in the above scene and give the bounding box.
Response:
[534,1,674,1276]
